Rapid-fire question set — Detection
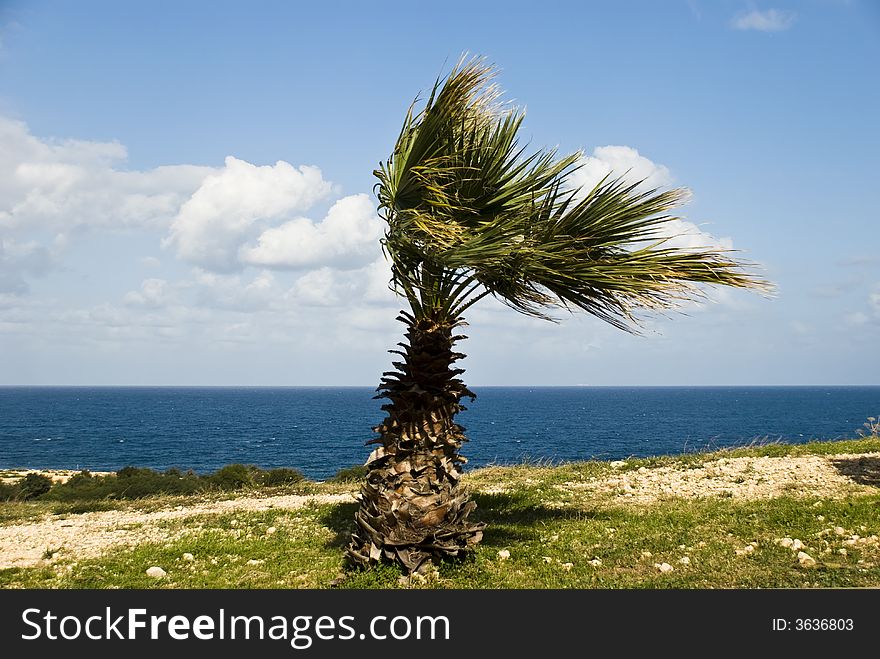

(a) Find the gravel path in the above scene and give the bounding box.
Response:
[559,452,880,504]
[0,493,353,569]
[1,452,877,570]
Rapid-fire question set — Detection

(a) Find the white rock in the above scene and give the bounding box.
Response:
[838,548,847,556]
[265,527,277,536]
[497,550,510,561]
[734,545,755,557]
[229,519,239,527]
[655,562,674,573]
[678,556,691,565]
[182,553,194,562]
[791,539,804,551]
[834,526,847,536]
[246,559,264,566]
[146,566,166,578]
[542,556,553,564]
[610,460,626,469]
[589,558,603,567]
[640,551,653,559]
[816,515,825,522]
[560,562,573,571]
[797,551,816,567]
[778,537,794,548]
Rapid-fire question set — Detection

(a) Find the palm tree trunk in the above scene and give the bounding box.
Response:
[347,312,485,573]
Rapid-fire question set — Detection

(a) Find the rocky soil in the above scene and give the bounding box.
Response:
[1,451,877,570]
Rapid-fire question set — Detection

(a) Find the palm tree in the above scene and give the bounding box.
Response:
[347,57,770,574]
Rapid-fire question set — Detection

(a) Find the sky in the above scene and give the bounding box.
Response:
[0,0,878,386]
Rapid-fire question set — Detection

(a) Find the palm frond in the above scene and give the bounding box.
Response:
[376,57,771,329]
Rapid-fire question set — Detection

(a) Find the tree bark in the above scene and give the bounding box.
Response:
[347,312,485,573]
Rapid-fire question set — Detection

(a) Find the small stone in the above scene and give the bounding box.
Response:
[816,515,825,522]
[697,541,707,548]
[797,551,816,567]
[610,460,626,468]
[838,548,847,556]
[560,562,573,571]
[778,537,793,548]
[542,556,553,563]
[210,558,218,565]
[246,559,264,566]
[497,550,510,561]
[791,539,804,551]
[588,558,602,567]
[834,526,847,536]
[678,544,686,550]
[678,556,691,565]
[734,545,755,557]
[265,527,277,536]
[549,534,559,542]
[637,467,648,474]
[230,519,238,527]
[640,551,653,559]
[182,553,194,562]
[655,562,674,573]
[146,566,166,579]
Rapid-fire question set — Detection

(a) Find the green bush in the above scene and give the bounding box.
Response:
[329,464,368,483]
[0,481,19,501]
[19,473,53,500]
[209,464,258,490]
[3,463,311,503]
[261,467,305,486]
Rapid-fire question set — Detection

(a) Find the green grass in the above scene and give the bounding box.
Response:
[1,437,878,589]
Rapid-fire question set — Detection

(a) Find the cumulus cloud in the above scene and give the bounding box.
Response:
[164,156,334,271]
[122,278,179,308]
[240,193,383,270]
[0,237,54,293]
[568,145,674,195]
[0,117,212,233]
[731,9,796,32]
[567,145,730,252]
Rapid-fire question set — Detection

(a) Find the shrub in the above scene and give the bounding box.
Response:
[210,464,258,490]
[329,464,368,483]
[18,473,53,500]
[0,481,19,501]
[262,467,305,486]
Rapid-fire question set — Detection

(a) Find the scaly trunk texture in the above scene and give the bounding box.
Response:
[347,312,485,573]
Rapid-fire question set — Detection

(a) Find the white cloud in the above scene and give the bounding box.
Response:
[165,156,334,271]
[0,117,212,233]
[569,146,674,195]
[567,145,731,252]
[731,9,796,32]
[0,237,54,293]
[140,256,162,268]
[240,193,383,270]
[122,278,178,308]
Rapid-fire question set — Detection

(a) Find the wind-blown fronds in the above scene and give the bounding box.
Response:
[375,56,770,328]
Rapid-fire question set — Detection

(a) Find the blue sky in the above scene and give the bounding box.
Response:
[0,0,878,385]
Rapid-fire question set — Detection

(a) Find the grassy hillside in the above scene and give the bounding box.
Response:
[1,437,878,589]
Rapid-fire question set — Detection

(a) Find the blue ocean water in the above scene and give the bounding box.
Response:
[0,386,877,480]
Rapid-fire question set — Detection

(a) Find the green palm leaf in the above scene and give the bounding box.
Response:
[376,56,770,328]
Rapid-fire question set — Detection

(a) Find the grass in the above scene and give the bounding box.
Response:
[1,437,878,589]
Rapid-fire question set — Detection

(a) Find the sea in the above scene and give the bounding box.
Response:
[0,386,877,480]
